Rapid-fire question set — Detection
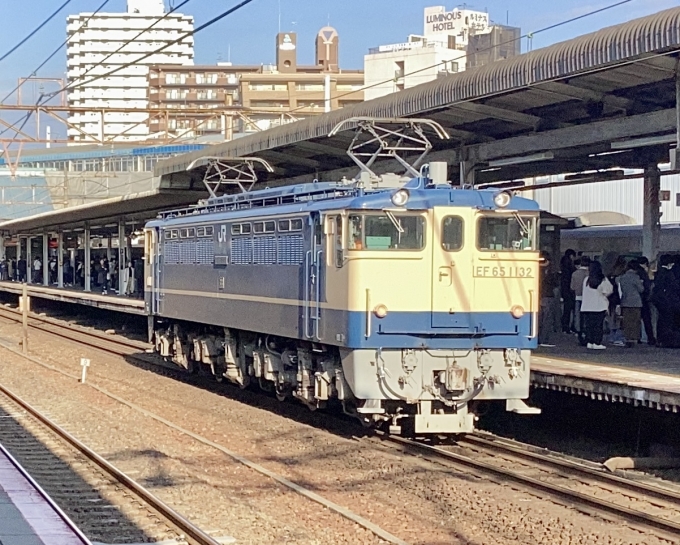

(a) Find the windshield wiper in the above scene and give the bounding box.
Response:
[385,210,404,234]
[513,212,529,238]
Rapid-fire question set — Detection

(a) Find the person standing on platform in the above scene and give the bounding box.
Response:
[7,259,14,283]
[100,258,109,295]
[125,261,134,296]
[581,261,613,350]
[539,252,559,347]
[571,255,590,346]
[32,257,42,284]
[652,255,680,347]
[560,249,577,333]
[17,257,26,283]
[636,257,656,345]
[617,260,644,348]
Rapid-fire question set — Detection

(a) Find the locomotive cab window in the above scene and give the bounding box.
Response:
[441,216,464,251]
[349,213,425,251]
[477,214,537,251]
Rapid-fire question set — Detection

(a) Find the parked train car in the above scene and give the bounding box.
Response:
[144,169,541,434]
[561,223,680,260]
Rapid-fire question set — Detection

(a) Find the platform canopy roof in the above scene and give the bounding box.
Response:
[0,190,206,235]
[156,7,680,188]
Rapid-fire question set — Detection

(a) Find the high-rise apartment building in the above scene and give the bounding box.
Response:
[66,0,194,143]
[364,5,520,100]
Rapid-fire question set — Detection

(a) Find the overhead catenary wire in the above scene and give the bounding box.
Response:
[0,0,73,64]
[0,0,112,106]
[6,0,255,148]
[285,0,634,116]
[0,0,112,145]
[45,0,258,100]
[65,0,194,94]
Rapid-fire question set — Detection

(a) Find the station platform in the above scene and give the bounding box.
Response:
[0,443,90,545]
[531,334,680,412]
[0,281,145,316]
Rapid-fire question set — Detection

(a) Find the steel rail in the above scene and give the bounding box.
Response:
[383,434,680,540]
[0,442,92,544]
[0,382,221,545]
[0,305,148,353]
[460,433,680,502]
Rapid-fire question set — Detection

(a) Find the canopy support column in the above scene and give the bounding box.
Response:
[84,226,91,293]
[118,221,126,295]
[26,238,31,284]
[57,232,64,288]
[42,233,48,287]
[642,165,661,262]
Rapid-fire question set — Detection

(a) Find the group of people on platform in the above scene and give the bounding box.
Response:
[540,250,680,350]
[0,255,145,298]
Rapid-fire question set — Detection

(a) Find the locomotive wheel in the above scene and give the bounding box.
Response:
[275,385,291,402]
[275,391,288,402]
[258,377,274,392]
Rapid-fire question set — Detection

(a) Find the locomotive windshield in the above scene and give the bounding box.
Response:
[348,213,425,250]
[477,213,537,251]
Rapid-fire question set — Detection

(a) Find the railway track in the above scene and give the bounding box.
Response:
[4,303,680,541]
[0,381,222,545]
[381,433,680,540]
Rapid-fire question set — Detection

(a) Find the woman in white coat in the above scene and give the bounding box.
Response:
[581,261,613,350]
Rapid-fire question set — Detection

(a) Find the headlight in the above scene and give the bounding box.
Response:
[494,191,512,208]
[391,189,409,207]
[510,305,525,319]
[373,304,388,319]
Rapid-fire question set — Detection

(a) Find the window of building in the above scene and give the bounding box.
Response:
[168,89,188,100]
[165,73,186,85]
[197,89,218,100]
[336,84,363,91]
[196,73,218,84]
[295,83,324,91]
[248,83,288,91]
[250,100,286,108]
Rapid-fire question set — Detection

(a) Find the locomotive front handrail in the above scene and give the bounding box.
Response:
[528,289,537,340]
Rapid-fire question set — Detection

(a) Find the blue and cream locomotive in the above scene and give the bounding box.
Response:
[144,162,540,434]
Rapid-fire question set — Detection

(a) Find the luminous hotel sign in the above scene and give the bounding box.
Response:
[425,9,488,34]
[426,9,462,33]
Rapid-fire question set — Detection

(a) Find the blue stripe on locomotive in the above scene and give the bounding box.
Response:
[147,181,539,350]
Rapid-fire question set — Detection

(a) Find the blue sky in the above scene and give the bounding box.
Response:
[0,0,677,104]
